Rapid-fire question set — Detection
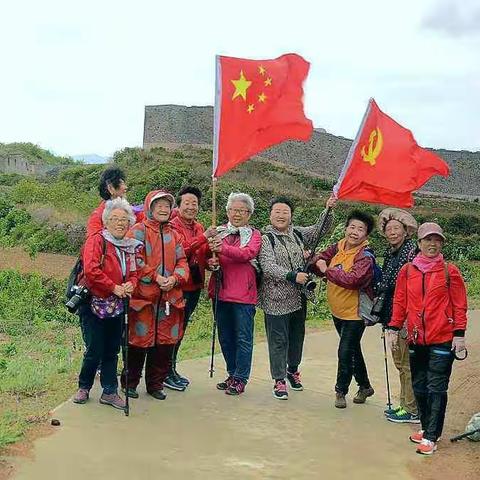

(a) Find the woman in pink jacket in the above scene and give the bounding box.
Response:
[208,192,262,396]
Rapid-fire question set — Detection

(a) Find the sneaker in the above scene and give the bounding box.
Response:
[99,392,126,410]
[384,405,402,416]
[149,389,167,400]
[216,376,234,391]
[73,388,89,404]
[286,371,303,391]
[386,409,421,424]
[174,370,190,387]
[225,379,246,396]
[409,430,424,444]
[416,438,437,455]
[335,392,347,409]
[164,375,186,392]
[353,387,374,404]
[121,387,139,399]
[273,380,288,400]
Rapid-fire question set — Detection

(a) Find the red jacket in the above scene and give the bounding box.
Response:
[87,201,144,237]
[389,261,468,345]
[82,233,139,298]
[208,229,262,305]
[170,215,209,291]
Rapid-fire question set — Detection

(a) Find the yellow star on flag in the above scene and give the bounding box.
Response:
[231,70,252,101]
[247,104,255,114]
[258,65,266,76]
[258,92,267,103]
[264,77,272,87]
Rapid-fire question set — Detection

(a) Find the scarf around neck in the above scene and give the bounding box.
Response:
[102,229,142,254]
[216,222,253,247]
[412,253,444,273]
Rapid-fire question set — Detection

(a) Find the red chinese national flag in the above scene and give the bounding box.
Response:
[213,54,313,177]
[334,99,450,208]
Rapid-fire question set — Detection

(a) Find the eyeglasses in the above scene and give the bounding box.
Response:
[109,217,129,224]
[228,208,250,215]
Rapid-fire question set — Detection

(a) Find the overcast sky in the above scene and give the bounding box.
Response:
[1,0,478,156]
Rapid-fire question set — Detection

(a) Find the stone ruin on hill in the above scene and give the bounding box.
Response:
[143,104,480,198]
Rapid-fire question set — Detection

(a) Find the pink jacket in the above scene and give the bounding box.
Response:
[208,228,262,305]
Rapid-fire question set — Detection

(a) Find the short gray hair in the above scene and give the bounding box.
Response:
[102,198,136,226]
[226,192,254,213]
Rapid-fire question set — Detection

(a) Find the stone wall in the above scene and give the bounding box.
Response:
[143,105,480,197]
[0,154,55,176]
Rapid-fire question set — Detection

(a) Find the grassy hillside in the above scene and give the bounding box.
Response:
[0,142,73,166]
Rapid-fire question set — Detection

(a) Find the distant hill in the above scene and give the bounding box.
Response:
[72,154,109,164]
[143,105,480,198]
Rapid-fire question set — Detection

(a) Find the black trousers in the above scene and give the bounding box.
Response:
[170,289,202,371]
[333,317,371,395]
[409,343,454,442]
[265,306,306,380]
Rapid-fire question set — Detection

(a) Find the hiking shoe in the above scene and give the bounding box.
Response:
[273,380,288,400]
[353,387,374,404]
[216,376,234,391]
[286,371,303,391]
[384,405,402,416]
[174,370,190,387]
[73,388,89,404]
[164,375,186,392]
[99,393,126,410]
[335,392,347,408]
[386,409,421,424]
[225,379,246,396]
[121,387,139,399]
[409,430,424,444]
[149,389,167,400]
[416,438,437,455]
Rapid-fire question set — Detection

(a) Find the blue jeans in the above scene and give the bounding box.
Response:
[78,305,123,395]
[216,300,255,383]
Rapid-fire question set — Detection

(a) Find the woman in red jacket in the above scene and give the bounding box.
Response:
[388,222,468,455]
[73,198,140,410]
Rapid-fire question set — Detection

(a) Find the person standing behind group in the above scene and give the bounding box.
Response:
[387,222,468,455]
[312,210,376,409]
[376,208,419,424]
[121,190,189,401]
[208,192,262,396]
[166,186,216,390]
[87,166,144,237]
[73,198,140,410]
[258,195,335,400]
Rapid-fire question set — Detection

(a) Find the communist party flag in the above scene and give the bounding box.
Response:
[213,54,312,177]
[333,99,450,208]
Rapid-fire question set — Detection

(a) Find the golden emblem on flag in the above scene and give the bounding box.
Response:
[361,128,383,166]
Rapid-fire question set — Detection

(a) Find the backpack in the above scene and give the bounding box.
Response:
[65,237,107,311]
[359,249,384,326]
[256,229,304,288]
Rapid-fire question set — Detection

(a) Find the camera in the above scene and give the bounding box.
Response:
[65,285,90,313]
[304,276,317,292]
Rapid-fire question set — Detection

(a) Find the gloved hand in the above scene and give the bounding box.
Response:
[386,329,399,352]
[451,336,466,354]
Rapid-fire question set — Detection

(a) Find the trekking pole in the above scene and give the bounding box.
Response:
[381,326,392,410]
[123,298,130,417]
[209,268,222,378]
[450,428,480,442]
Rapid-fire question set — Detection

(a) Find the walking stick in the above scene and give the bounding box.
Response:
[381,326,392,410]
[209,268,222,378]
[123,298,130,417]
[450,428,480,442]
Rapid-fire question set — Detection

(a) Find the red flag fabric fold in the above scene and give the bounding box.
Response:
[213,53,312,177]
[334,99,450,208]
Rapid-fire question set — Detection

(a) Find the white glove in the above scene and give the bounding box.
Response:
[451,336,466,354]
[386,330,399,352]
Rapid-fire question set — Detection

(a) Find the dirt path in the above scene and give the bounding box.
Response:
[4,314,479,480]
[0,247,76,279]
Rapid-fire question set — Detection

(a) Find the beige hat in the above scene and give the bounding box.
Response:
[417,222,445,241]
[378,208,418,239]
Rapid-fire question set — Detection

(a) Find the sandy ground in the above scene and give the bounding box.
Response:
[2,313,479,480]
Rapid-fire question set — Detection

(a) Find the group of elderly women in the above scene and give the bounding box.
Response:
[72,166,468,456]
